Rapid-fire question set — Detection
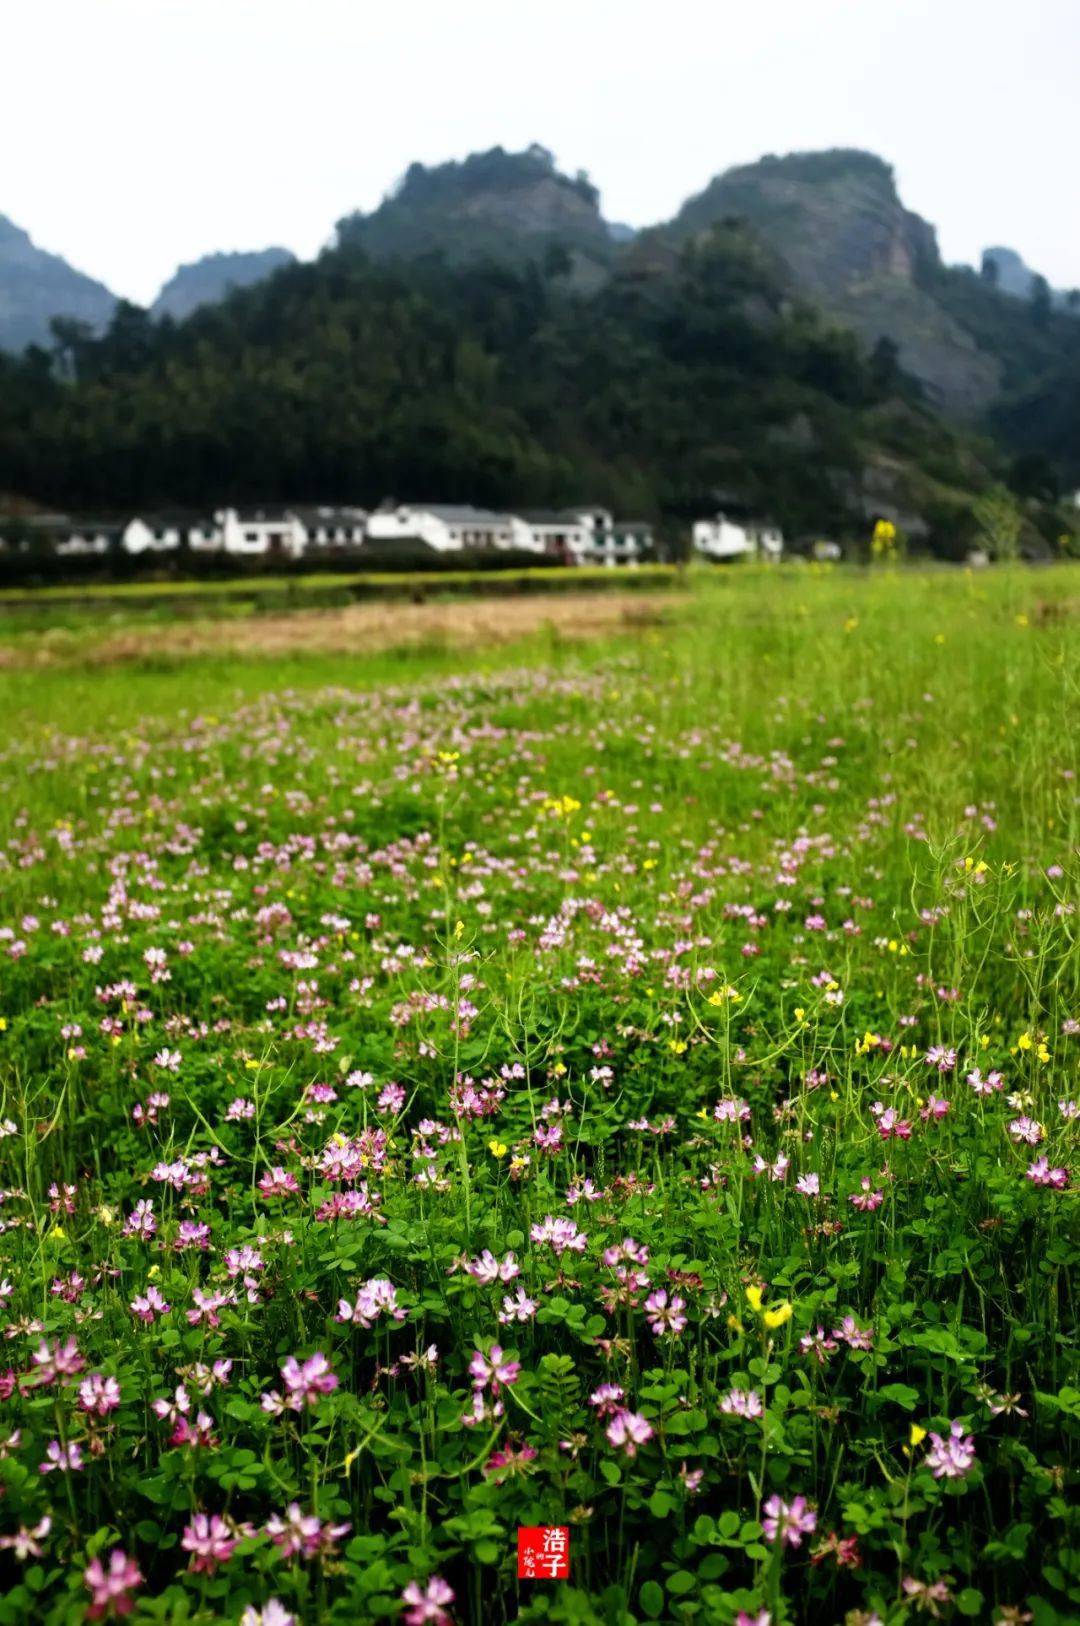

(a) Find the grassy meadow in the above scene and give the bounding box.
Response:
[0,564,1077,1625]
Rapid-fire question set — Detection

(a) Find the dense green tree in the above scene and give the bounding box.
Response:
[0,228,1003,546]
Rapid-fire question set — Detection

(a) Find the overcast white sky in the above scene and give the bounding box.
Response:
[4,0,1077,305]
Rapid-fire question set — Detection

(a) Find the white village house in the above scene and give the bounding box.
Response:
[509,507,654,566]
[571,508,653,567]
[365,503,514,554]
[508,510,584,558]
[121,513,219,554]
[214,507,309,559]
[291,506,368,550]
[692,512,783,562]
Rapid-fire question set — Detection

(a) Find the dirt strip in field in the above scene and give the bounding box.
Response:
[0,589,690,667]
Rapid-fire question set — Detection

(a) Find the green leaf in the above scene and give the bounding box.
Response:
[874,1382,921,1411]
[640,1580,665,1618]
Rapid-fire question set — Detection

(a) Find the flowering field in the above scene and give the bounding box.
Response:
[0,566,1077,1626]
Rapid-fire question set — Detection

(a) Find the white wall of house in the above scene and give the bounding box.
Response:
[216,509,307,559]
[122,519,182,555]
[559,509,651,567]
[510,515,590,557]
[507,516,550,553]
[366,507,458,553]
[366,506,513,554]
[307,523,366,548]
[693,516,754,560]
[572,508,615,536]
[296,508,368,549]
[694,517,783,561]
[441,511,512,550]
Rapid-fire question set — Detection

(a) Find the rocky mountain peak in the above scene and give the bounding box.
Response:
[0,214,117,352]
[335,144,614,284]
[151,248,296,322]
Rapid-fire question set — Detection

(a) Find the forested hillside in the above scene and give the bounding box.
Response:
[0,220,1002,548]
[3,144,1078,545]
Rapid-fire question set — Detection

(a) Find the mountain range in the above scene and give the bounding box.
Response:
[1,144,1078,552]
[0,224,297,349]
[3,143,1076,409]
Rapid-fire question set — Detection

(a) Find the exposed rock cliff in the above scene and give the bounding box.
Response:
[652,149,1001,416]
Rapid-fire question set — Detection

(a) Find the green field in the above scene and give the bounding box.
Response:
[0,565,1076,1625]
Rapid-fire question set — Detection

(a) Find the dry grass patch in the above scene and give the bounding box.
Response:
[0,589,688,668]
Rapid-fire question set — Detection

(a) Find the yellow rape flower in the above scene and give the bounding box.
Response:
[910,1423,927,1446]
[746,1283,791,1330]
[542,794,581,819]
[488,1140,508,1159]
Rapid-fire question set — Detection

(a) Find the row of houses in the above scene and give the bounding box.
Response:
[0,502,658,568]
[0,499,791,568]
